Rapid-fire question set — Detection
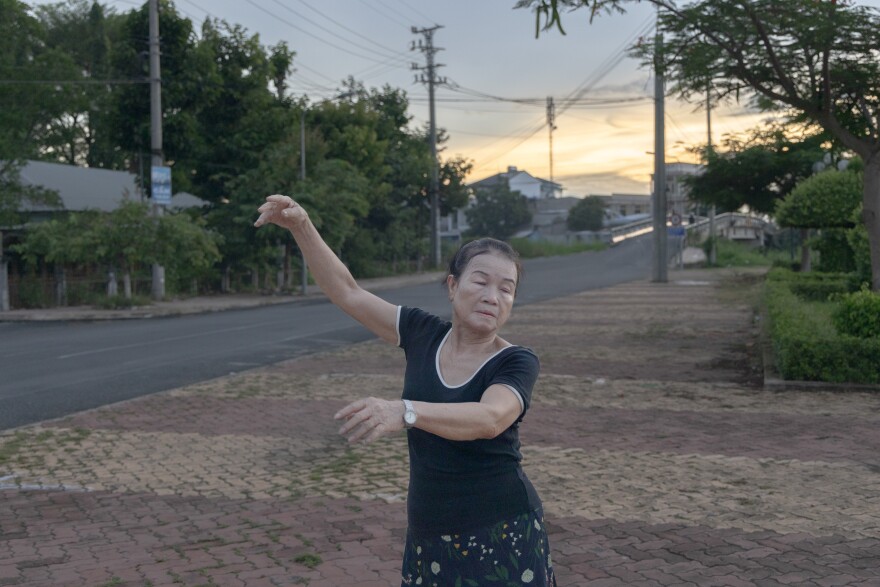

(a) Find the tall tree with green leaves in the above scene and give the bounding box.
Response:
[518,0,880,289]
[466,184,532,240]
[686,124,827,214]
[0,0,65,243]
[34,0,127,168]
[567,196,606,231]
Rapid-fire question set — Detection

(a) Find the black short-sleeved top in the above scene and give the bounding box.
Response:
[397,306,543,536]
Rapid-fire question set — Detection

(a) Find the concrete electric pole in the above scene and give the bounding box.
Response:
[547,96,557,184]
[652,12,668,283]
[707,83,717,265]
[149,0,165,299]
[411,25,445,268]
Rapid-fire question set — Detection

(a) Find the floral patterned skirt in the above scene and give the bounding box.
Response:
[400,509,557,586]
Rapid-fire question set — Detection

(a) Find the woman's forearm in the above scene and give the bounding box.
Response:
[289,219,359,305]
[410,400,506,441]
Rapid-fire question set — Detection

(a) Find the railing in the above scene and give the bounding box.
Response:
[610,212,771,244]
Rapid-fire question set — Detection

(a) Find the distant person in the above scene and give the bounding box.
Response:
[688,213,696,225]
[255,195,556,586]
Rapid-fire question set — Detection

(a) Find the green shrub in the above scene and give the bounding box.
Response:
[832,287,880,339]
[764,273,880,383]
[508,238,606,259]
[767,268,852,301]
[94,295,151,310]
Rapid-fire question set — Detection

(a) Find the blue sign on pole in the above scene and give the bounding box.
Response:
[151,165,172,206]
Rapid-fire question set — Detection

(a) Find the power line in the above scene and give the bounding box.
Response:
[290,0,411,61]
[389,0,436,26]
[267,0,410,65]
[241,0,405,68]
[355,0,411,29]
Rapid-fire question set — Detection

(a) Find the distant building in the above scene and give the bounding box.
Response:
[441,165,563,241]
[593,193,652,219]
[16,160,206,222]
[469,166,563,200]
[651,162,702,218]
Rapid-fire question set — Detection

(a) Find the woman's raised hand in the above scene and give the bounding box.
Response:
[254,194,309,231]
[334,397,406,444]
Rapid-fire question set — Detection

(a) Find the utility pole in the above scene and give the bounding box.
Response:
[299,106,308,295]
[411,25,445,268]
[149,0,165,300]
[652,10,668,283]
[706,83,716,265]
[0,235,8,312]
[546,96,557,184]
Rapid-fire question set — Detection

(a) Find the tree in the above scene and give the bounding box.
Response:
[519,0,880,290]
[775,169,862,272]
[686,125,826,214]
[0,0,68,226]
[567,196,606,231]
[465,184,532,240]
[34,0,127,168]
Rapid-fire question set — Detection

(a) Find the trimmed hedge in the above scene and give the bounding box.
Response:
[768,268,852,301]
[832,288,880,339]
[765,269,880,383]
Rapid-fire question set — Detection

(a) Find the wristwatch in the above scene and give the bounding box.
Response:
[403,399,417,429]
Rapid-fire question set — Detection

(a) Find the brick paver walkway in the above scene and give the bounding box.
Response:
[2,269,879,586]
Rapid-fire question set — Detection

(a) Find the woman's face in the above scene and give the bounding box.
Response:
[447,252,518,335]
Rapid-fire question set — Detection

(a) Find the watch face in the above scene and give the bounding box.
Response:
[405,411,417,425]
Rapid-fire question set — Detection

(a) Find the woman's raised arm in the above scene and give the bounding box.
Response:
[255,195,399,344]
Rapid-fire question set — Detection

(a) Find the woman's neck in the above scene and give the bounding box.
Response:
[446,324,502,355]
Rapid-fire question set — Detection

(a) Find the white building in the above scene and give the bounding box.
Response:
[469,166,562,200]
[441,166,563,241]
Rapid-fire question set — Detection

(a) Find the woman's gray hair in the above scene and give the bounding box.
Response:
[445,238,523,294]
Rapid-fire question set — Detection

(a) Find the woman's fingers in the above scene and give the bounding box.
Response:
[334,398,400,444]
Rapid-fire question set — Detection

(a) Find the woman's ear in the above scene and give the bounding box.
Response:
[446,274,457,301]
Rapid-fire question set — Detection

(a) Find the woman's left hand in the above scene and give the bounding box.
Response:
[334,397,406,444]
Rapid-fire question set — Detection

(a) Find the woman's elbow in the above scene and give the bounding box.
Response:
[478,411,510,440]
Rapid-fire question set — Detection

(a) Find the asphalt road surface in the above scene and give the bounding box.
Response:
[0,235,653,430]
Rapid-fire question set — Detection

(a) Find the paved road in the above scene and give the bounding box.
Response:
[0,236,652,430]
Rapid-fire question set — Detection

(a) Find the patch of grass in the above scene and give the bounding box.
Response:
[0,432,29,467]
[94,294,152,310]
[707,239,790,268]
[294,553,323,569]
[509,237,606,259]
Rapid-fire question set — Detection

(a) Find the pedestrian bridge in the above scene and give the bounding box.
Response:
[610,212,772,245]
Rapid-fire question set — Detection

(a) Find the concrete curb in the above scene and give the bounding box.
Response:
[0,270,446,322]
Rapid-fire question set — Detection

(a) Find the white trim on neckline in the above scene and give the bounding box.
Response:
[435,328,515,389]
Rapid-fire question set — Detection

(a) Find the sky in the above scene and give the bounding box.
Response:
[26,0,879,196]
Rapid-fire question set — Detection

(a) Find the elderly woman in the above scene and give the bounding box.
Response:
[255,195,556,586]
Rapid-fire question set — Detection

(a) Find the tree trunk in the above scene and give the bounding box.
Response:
[863,154,880,291]
[107,270,118,297]
[54,266,67,306]
[284,243,292,289]
[800,228,811,273]
[221,266,231,293]
[0,230,7,311]
[123,272,132,299]
[251,267,259,291]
